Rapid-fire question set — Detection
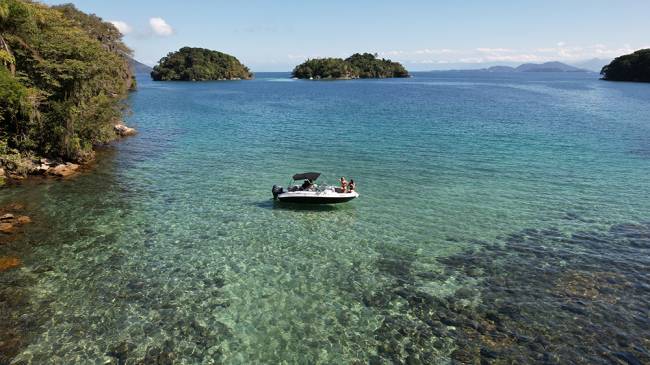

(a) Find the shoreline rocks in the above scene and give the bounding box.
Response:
[0,204,31,238]
[47,162,80,177]
[1,157,81,180]
[114,123,137,137]
[0,121,136,184]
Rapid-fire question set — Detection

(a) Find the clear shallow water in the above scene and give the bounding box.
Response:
[1,72,650,364]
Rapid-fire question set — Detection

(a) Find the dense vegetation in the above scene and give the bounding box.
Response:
[601,49,650,82]
[0,0,134,165]
[151,47,253,81]
[292,53,409,79]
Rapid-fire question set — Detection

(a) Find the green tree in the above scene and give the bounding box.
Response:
[151,47,253,81]
[292,53,409,79]
[0,0,133,163]
[601,49,650,82]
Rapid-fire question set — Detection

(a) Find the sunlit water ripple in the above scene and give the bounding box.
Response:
[1,71,649,364]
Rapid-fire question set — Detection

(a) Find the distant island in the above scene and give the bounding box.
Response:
[601,49,650,82]
[480,62,589,73]
[292,53,409,80]
[151,47,253,81]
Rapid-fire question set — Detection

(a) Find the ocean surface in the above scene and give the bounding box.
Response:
[1,71,650,364]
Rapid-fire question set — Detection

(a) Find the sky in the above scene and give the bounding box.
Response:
[42,0,650,71]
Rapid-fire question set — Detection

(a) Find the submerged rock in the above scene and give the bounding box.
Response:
[16,216,31,225]
[0,204,31,236]
[3,203,24,211]
[0,223,14,234]
[106,341,137,364]
[0,256,21,271]
[362,221,650,364]
[114,123,137,137]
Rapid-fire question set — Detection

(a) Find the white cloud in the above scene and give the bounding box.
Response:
[287,54,322,60]
[109,20,132,35]
[414,48,456,55]
[379,49,456,57]
[376,43,643,68]
[382,50,405,56]
[476,47,514,53]
[149,17,174,36]
[533,44,636,61]
[410,59,451,64]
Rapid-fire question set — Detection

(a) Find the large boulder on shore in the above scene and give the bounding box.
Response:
[114,123,137,137]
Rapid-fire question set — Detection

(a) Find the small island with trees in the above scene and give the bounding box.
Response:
[601,49,650,82]
[151,47,253,81]
[292,53,409,80]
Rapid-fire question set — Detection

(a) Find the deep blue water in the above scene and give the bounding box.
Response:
[1,71,650,364]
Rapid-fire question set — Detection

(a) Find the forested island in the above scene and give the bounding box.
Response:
[151,47,253,81]
[601,49,650,82]
[0,0,135,181]
[292,53,409,79]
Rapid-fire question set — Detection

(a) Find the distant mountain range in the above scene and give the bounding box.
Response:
[482,61,589,73]
[571,58,612,73]
[128,57,153,74]
[423,59,613,73]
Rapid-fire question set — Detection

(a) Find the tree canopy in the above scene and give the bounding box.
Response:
[601,49,650,82]
[0,0,133,163]
[292,53,409,79]
[151,47,253,81]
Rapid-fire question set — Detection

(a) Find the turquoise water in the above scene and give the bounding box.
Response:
[1,72,650,364]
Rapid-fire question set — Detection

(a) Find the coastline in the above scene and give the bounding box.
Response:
[0,123,137,185]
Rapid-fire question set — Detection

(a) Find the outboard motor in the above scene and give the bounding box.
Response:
[272,185,284,200]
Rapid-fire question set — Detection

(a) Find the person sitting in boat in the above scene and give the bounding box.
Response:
[339,177,348,193]
[301,179,315,191]
[348,179,356,192]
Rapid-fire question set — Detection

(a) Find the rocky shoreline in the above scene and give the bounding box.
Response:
[0,123,136,184]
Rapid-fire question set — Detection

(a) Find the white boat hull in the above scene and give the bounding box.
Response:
[276,190,359,204]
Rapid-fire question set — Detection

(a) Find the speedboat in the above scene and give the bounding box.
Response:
[272,172,359,204]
